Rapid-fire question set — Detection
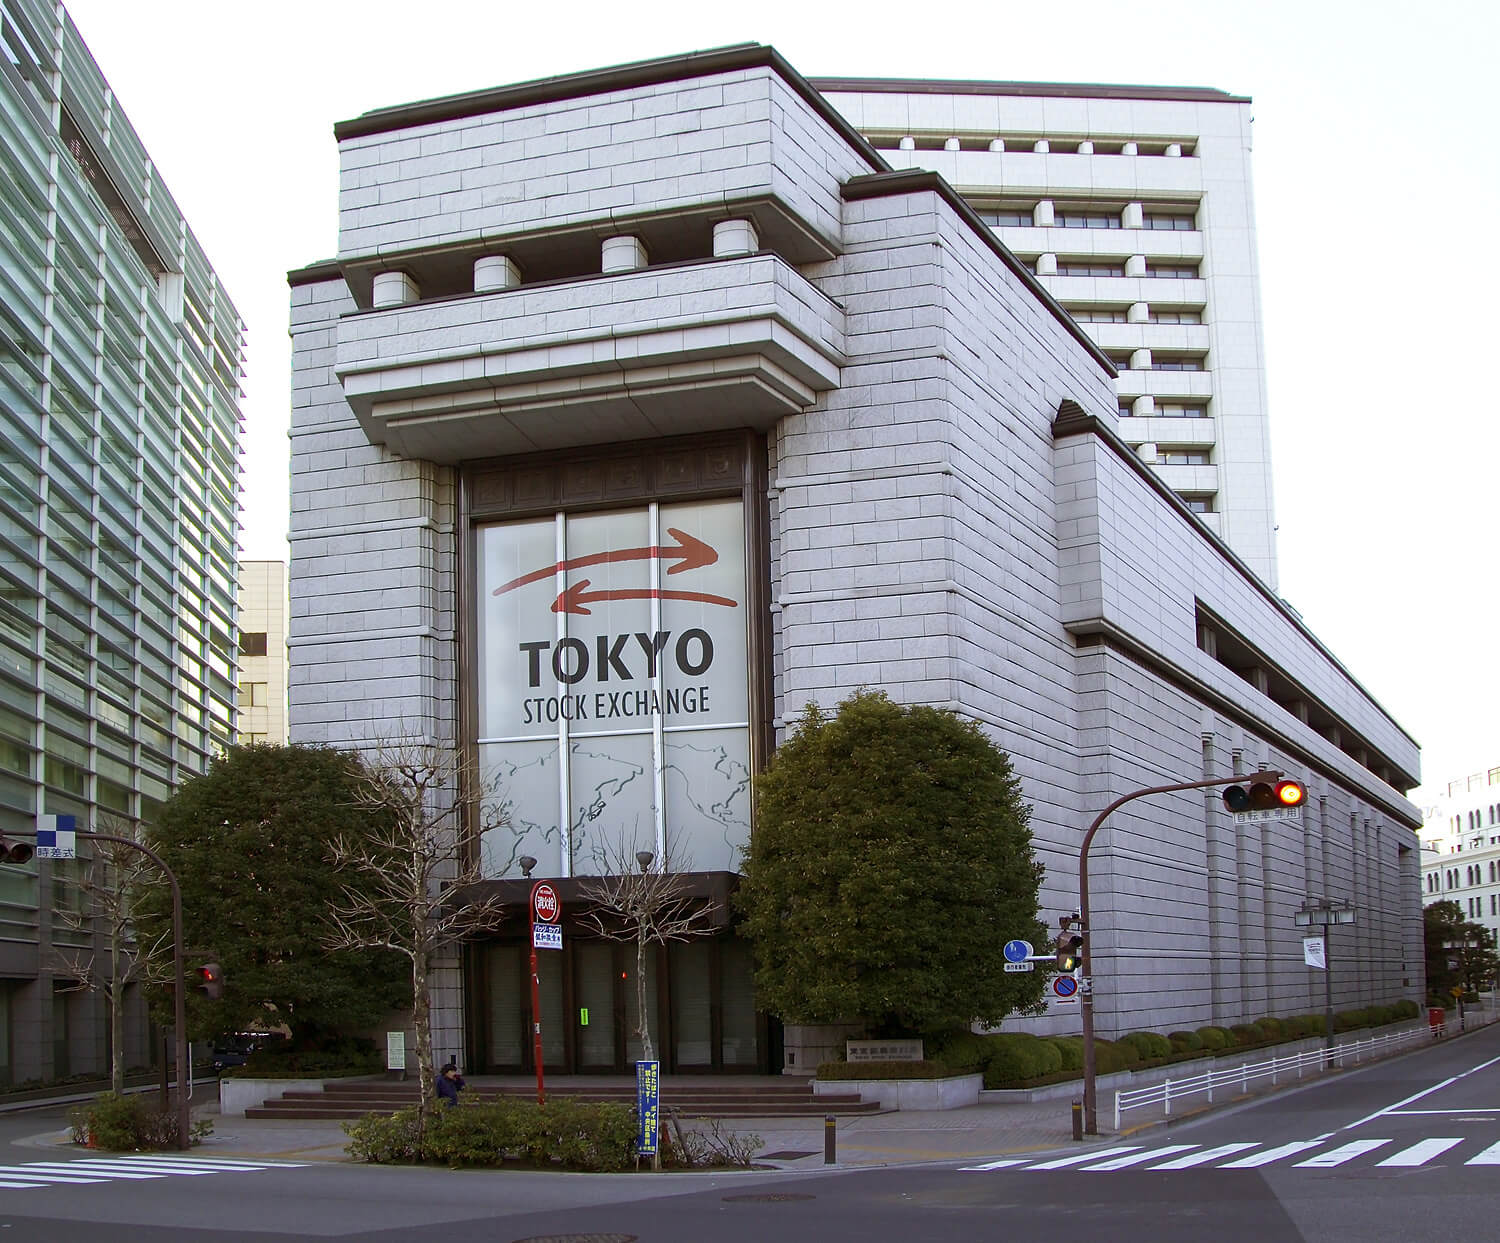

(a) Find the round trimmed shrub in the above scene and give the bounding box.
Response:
[1093,1039,1140,1074]
[1168,1030,1204,1053]
[1229,1024,1262,1046]
[1120,1031,1172,1061]
[1393,999,1419,1020]
[1253,1017,1283,1041]
[982,1034,1062,1088]
[1195,1026,1230,1051]
[929,1031,995,1075]
[1047,1036,1085,1072]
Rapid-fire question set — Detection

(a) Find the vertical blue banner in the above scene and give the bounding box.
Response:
[635,1058,660,1155]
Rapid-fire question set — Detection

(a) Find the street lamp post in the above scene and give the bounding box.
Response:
[1295,897,1356,1057]
[1076,769,1285,1136]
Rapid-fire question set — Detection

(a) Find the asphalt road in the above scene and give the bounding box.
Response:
[4,1025,1499,1242]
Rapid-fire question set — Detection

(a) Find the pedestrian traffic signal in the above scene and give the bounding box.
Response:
[1223,778,1306,813]
[195,963,224,1000]
[0,836,33,864]
[1055,932,1083,972]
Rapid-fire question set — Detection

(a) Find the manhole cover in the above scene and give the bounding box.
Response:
[512,1235,637,1243]
[721,1193,816,1203]
[762,1150,818,1160]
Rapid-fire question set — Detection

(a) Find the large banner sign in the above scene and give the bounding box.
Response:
[476,500,751,876]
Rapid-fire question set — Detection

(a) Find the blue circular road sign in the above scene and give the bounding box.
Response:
[1053,975,1079,998]
[1003,939,1033,963]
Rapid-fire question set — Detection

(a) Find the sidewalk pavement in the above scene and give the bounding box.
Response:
[17,1017,1491,1171]
[17,1095,1088,1169]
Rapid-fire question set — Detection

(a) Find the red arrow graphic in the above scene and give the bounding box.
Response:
[551,580,738,616]
[491,528,718,596]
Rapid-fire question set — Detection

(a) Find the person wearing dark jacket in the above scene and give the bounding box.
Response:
[437,1062,466,1106]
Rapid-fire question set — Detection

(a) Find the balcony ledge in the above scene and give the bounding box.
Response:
[334,254,844,463]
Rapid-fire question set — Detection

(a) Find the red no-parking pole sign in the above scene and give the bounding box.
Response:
[528,880,563,1104]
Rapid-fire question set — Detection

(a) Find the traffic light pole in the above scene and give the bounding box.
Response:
[1077,770,1283,1136]
[10,828,191,1150]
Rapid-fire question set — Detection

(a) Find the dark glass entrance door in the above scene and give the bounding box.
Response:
[574,942,618,1068]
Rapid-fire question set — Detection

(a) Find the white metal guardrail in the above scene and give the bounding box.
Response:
[1113,1022,1446,1131]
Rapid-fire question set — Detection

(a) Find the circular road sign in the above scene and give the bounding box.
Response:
[1053,975,1079,998]
[1003,939,1034,964]
[532,883,560,924]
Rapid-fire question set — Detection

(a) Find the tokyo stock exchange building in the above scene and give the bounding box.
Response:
[288,45,1424,1075]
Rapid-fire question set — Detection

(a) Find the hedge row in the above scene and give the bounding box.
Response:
[345,1098,639,1170]
[919,999,1420,1089]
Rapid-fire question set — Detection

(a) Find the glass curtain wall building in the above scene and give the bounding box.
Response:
[0,0,243,1085]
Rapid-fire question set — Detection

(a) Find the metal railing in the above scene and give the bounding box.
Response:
[1113,1023,1444,1131]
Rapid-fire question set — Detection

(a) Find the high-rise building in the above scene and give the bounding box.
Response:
[0,0,243,1085]
[812,78,1278,587]
[235,562,288,745]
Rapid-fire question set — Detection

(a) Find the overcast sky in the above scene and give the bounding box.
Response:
[60,0,1498,795]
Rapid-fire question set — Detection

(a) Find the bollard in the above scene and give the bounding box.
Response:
[1072,1099,1083,1142]
[824,1114,836,1165]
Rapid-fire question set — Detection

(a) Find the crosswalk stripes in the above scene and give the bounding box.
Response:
[960,1135,1500,1174]
[0,1155,308,1192]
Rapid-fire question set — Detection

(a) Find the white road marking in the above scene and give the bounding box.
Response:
[1293,1139,1391,1167]
[1388,1108,1500,1114]
[1027,1146,1142,1169]
[1149,1143,1261,1169]
[1083,1145,1197,1170]
[0,1154,311,1193]
[1342,1053,1500,1131]
[1377,1138,1463,1166]
[1219,1141,1326,1168]
[958,1159,1030,1170]
[0,1167,112,1184]
[1465,1140,1500,1166]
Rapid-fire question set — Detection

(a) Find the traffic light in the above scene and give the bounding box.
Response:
[194,963,224,1000]
[1055,931,1083,972]
[1223,778,1306,813]
[0,836,33,865]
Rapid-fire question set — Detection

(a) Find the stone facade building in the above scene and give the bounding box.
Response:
[288,45,1422,1073]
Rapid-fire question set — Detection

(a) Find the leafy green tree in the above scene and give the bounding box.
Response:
[136,744,408,1045]
[1425,899,1499,997]
[737,690,1049,1038]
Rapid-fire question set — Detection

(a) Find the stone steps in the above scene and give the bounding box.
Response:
[245,1079,877,1120]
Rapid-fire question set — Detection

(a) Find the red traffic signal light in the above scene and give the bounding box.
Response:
[1223,778,1306,814]
[195,963,224,1000]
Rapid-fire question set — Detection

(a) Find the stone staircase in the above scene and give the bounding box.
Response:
[245,1076,878,1120]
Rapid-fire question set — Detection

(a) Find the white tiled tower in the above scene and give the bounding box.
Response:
[813,78,1278,588]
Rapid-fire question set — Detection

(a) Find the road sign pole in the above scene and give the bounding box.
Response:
[529,880,546,1106]
[1077,770,1284,1136]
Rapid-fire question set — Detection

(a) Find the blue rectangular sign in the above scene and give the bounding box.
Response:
[635,1059,660,1155]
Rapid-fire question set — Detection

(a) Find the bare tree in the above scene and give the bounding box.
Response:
[323,737,512,1127]
[50,817,172,1093]
[577,838,718,1064]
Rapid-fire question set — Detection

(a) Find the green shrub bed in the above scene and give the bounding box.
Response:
[345,1098,638,1170]
[969,999,1424,1089]
[68,1092,212,1151]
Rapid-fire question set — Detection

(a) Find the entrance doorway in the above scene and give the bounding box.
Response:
[474,936,760,1073]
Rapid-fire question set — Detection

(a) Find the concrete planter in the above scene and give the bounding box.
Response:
[219,1077,325,1117]
[814,1073,982,1111]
